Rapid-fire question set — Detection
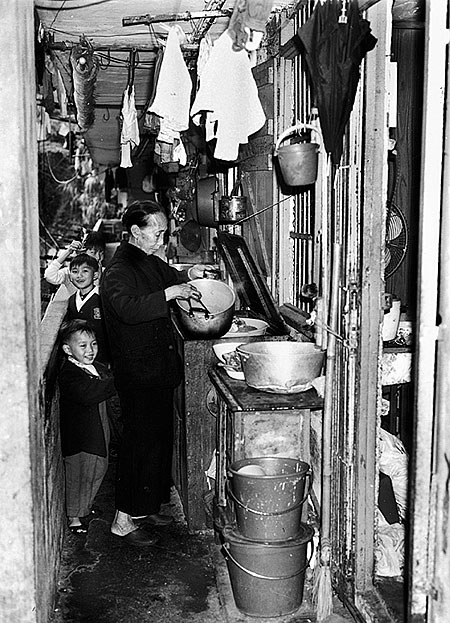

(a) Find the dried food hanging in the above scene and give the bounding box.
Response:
[70,37,99,132]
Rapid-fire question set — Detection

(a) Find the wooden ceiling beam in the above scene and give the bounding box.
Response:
[122,10,233,27]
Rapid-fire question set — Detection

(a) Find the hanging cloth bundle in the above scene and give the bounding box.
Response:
[70,38,99,132]
[120,50,140,168]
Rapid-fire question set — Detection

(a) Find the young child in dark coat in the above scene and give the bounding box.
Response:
[66,253,110,365]
[59,319,117,534]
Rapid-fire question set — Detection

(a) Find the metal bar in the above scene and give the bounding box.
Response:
[122,10,233,27]
[46,42,199,52]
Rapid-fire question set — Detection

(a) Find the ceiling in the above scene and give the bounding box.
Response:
[35,0,296,169]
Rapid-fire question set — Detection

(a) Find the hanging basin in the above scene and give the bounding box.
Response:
[176,279,236,338]
[237,341,325,393]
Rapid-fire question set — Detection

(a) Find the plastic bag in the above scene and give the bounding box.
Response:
[379,428,409,520]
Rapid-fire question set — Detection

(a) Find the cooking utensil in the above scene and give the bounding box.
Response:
[196,176,218,227]
[237,341,325,393]
[221,317,268,338]
[179,219,202,252]
[218,178,247,223]
[176,279,236,338]
[186,295,211,319]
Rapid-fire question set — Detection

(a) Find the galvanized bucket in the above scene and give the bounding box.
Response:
[227,456,312,542]
[222,522,314,617]
[274,123,321,186]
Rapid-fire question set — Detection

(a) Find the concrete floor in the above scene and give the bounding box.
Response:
[50,456,355,623]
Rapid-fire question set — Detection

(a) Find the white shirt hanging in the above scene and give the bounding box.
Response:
[148,25,192,132]
[190,31,266,161]
[120,85,140,168]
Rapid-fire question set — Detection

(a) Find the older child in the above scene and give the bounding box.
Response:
[66,253,109,365]
[59,319,117,534]
[44,231,106,295]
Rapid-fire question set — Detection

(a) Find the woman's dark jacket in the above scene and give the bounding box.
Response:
[59,360,116,457]
[100,241,186,388]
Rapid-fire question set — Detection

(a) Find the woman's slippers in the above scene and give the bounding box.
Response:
[69,524,88,535]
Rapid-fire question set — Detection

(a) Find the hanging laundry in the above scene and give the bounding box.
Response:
[147,26,192,166]
[147,26,192,132]
[228,0,273,51]
[144,47,164,132]
[64,131,77,158]
[42,54,56,113]
[190,30,266,162]
[115,167,128,191]
[104,168,115,202]
[120,85,140,168]
[36,105,52,142]
[196,34,213,86]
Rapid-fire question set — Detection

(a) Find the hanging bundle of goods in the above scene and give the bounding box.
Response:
[70,38,99,132]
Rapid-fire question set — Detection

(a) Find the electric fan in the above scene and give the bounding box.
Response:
[384,202,408,279]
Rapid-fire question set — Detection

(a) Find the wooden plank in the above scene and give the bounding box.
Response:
[209,365,323,412]
[240,153,273,172]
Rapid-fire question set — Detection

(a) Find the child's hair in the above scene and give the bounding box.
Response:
[69,253,99,272]
[83,231,106,254]
[59,319,96,346]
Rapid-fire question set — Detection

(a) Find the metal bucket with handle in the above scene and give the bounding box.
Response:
[274,123,322,186]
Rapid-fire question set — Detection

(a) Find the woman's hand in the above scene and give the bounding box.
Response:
[165,283,201,302]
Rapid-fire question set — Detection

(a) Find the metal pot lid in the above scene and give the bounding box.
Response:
[179,219,201,252]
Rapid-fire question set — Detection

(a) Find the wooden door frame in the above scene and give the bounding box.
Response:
[408,1,448,620]
[353,1,393,618]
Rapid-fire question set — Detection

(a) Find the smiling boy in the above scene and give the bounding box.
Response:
[59,319,117,534]
[66,253,109,364]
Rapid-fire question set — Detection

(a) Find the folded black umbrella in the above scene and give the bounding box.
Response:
[298,0,377,165]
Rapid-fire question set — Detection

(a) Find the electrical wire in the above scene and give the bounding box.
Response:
[45,151,78,184]
[36,0,113,10]
[49,0,66,29]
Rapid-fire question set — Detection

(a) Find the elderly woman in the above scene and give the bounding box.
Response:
[101,200,201,546]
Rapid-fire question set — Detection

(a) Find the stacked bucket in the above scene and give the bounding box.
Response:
[222,456,314,618]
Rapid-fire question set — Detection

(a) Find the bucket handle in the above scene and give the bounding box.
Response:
[226,469,313,516]
[274,123,322,156]
[221,538,314,581]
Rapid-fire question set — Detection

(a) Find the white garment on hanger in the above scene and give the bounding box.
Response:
[148,25,192,132]
[190,30,266,161]
[120,85,140,168]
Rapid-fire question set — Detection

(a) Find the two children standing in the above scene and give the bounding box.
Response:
[55,233,117,533]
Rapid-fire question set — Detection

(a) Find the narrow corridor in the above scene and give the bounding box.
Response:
[50,455,354,623]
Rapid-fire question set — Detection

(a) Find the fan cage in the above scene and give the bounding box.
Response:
[384,203,408,279]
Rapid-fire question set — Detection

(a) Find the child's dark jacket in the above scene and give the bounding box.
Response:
[59,360,116,458]
[66,292,110,364]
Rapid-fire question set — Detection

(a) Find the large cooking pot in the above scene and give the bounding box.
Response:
[237,341,325,394]
[176,279,236,338]
[196,176,218,227]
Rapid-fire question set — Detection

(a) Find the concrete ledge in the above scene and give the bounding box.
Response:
[40,286,69,372]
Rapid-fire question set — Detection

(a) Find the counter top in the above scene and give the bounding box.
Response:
[208,365,323,412]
